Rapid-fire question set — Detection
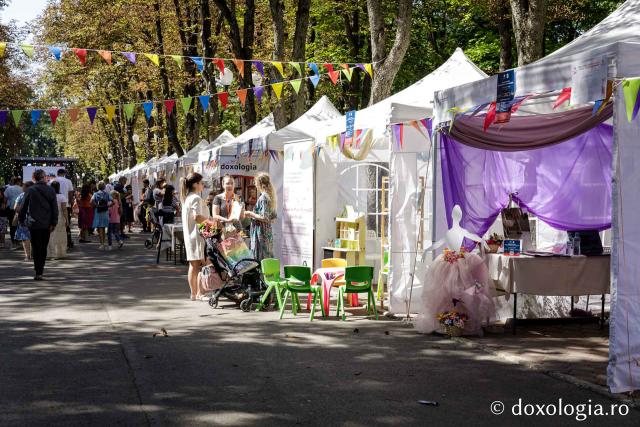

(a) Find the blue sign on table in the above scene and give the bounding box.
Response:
[503,239,522,256]
[345,110,356,138]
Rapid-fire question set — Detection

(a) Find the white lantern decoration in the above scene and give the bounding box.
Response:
[132,134,140,143]
[252,71,263,86]
[219,67,234,86]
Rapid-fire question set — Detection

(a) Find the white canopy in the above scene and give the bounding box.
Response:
[268,96,341,147]
[219,113,275,155]
[197,130,236,165]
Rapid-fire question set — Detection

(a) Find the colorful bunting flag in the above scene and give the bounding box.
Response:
[272,82,284,99]
[622,79,640,122]
[20,44,34,59]
[72,48,87,65]
[232,59,244,76]
[105,105,116,122]
[0,42,6,57]
[48,46,63,61]
[170,55,183,69]
[364,63,373,78]
[198,95,210,112]
[98,50,112,65]
[341,68,352,81]
[0,110,7,126]
[180,97,193,114]
[142,101,154,119]
[144,53,160,66]
[328,70,340,85]
[324,63,334,73]
[308,62,319,75]
[483,102,497,131]
[48,109,59,125]
[289,62,302,75]
[30,110,41,125]
[356,63,366,73]
[123,103,135,120]
[190,57,204,72]
[11,110,23,126]
[290,79,302,94]
[236,88,248,108]
[272,61,284,77]
[252,61,264,77]
[213,58,225,74]
[253,86,264,104]
[592,100,604,116]
[218,92,228,110]
[86,107,98,124]
[553,87,572,109]
[122,52,136,64]
[164,99,176,115]
[68,108,80,122]
[310,74,320,87]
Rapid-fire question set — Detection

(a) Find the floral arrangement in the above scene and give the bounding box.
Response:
[198,220,221,239]
[486,233,504,246]
[443,247,466,264]
[437,310,469,329]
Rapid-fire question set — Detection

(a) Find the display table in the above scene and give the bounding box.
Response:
[161,223,185,264]
[486,253,610,333]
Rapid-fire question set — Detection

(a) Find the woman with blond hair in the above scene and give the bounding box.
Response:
[244,172,277,261]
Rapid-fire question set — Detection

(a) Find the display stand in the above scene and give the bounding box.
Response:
[322,213,366,265]
[377,177,390,307]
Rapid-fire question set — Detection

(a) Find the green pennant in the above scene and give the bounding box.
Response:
[180,97,193,114]
[11,110,23,126]
[19,44,34,59]
[341,68,353,82]
[170,55,183,69]
[289,62,302,75]
[290,79,302,94]
[622,79,640,122]
[123,103,136,121]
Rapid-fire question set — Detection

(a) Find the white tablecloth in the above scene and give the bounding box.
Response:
[161,223,184,252]
[486,254,610,296]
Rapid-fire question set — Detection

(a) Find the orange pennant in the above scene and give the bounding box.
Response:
[233,59,244,77]
[97,50,112,65]
[236,88,248,108]
[68,108,80,122]
[328,70,340,85]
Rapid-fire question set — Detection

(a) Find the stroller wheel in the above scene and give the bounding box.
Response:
[209,296,219,309]
[144,239,152,249]
[240,298,252,312]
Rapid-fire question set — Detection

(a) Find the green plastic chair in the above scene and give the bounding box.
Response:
[336,266,378,320]
[255,258,286,311]
[280,265,325,321]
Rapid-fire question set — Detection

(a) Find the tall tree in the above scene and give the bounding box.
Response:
[366,0,413,104]
[510,0,548,65]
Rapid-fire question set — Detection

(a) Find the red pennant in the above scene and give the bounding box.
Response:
[68,108,80,122]
[213,58,225,74]
[328,70,340,85]
[483,102,497,131]
[164,99,176,115]
[236,88,248,108]
[71,48,87,65]
[48,109,60,125]
[323,63,335,73]
[553,87,572,109]
[218,92,229,110]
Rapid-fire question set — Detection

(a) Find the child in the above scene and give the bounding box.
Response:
[108,190,124,250]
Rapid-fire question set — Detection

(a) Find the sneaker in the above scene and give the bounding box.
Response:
[34,275,43,281]
[99,244,105,251]
[118,241,124,249]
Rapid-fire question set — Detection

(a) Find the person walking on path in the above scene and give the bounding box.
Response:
[13,181,33,261]
[47,181,68,259]
[77,183,94,243]
[4,176,23,249]
[52,169,74,250]
[91,181,111,250]
[244,173,277,262]
[0,187,9,249]
[18,169,58,280]
[113,176,128,240]
[139,179,151,232]
[107,190,124,250]
[124,185,134,233]
[180,172,229,301]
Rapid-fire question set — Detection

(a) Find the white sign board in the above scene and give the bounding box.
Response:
[22,166,59,183]
[206,154,269,178]
[571,56,607,105]
[281,141,314,267]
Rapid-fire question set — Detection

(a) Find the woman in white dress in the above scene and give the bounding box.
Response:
[47,181,68,259]
[180,173,229,301]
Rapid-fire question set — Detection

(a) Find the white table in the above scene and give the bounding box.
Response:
[161,223,185,264]
[486,253,610,333]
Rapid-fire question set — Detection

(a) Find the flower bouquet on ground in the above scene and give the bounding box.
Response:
[486,233,504,253]
[437,310,469,337]
[199,220,221,239]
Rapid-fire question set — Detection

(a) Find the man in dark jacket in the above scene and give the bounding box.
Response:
[19,169,58,281]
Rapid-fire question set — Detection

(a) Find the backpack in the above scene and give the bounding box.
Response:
[96,192,109,213]
[143,188,154,205]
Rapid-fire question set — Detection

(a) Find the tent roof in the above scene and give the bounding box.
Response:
[268,96,341,147]
[197,130,236,164]
[219,113,275,155]
[434,0,640,124]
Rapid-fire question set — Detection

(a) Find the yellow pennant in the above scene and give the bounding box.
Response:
[364,63,373,78]
[144,53,160,66]
[0,42,6,57]
[272,61,284,77]
[272,82,284,99]
[20,44,34,59]
[105,105,116,122]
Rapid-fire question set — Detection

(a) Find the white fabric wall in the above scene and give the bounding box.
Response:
[269,154,284,263]
[314,149,339,268]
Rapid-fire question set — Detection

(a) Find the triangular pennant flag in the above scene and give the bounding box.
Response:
[232,59,244,76]
[190,57,204,72]
[164,99,176,115]
[48,109,59,125]
[364,63,373,78]
[341,68,353,81]
[323,63,334,73]
[86,107,98,124]
[339,63,350,71]
[72,48,87,65]
[68,108,80,122]
[289,62,302,75]
[122,52,136,64]
[180,97,193,114]
[592,100,604,116]
[308,62,319,75]
[483,102,497,131]
[290,79,302,94]
[48,46,63,61]
[355,63,366,73]
[0,42,6,58]
[213,58,225,74]
[198,95,210,112]
[272,61,284,77]
[98,50,112,65]
[218,92,229,110]
[11,110,23,126]
[144,53,160,66]
[236,88,248,108]
[553,87,572,109]
[105,105,116,122]
[272,82,284,99]
[142,101,154,120]
[20,44,34,59]
[170,55,183,69]
[253,86,264,104]
[0,110,7,126]
[123,103,136,120]
[622,79,640,122]
[309,74,320,87]
[31,110,41,125]
[328,70,340,85]
[252,61,264,76]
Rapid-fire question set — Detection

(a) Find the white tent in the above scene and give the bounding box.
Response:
[269,96,341,146]
[196,130,235,171]
[432,0,640,393]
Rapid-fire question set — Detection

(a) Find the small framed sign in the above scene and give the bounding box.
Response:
[503,239,522,256]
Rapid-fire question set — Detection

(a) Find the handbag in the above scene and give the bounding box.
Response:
[198,265,223,292]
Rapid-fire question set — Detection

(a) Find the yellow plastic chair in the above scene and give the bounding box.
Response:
[322,258,347,268]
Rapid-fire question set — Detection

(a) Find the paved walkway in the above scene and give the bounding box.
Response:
[1,232,638,426]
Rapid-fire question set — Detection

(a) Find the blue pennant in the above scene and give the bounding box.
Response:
[142,101,154,120]
[310,74,320,88]
[190,57,204,72]
[198,95,210,112]
[308,62,319,75]
[31,110,41,125]
[48,46,63,61]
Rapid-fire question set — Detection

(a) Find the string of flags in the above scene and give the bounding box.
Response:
[0,41,374,79]
[0,70,356,127]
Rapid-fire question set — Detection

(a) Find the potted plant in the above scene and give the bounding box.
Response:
[486,233,504,253]
[437,310,469,337]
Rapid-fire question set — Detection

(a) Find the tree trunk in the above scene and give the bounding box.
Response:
[509,0,547,66]
[366,0,413,105]
[268,0,287,130]
[174,0,200,144]
[497,0,514,71]
[200,0,219,141]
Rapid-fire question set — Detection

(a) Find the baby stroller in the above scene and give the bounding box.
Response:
[204,233,269,312]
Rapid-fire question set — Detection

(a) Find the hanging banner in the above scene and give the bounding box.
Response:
[22,166,59,183]
[570,56,607,106]
[282,140,314,267]
[216,154,268,177]
[496,69,515,124]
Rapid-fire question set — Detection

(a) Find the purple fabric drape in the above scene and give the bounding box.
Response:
[440,124,613,239]
[448,103,613,151]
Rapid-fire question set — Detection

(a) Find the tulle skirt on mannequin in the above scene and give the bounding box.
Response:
[414,249,495,336]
